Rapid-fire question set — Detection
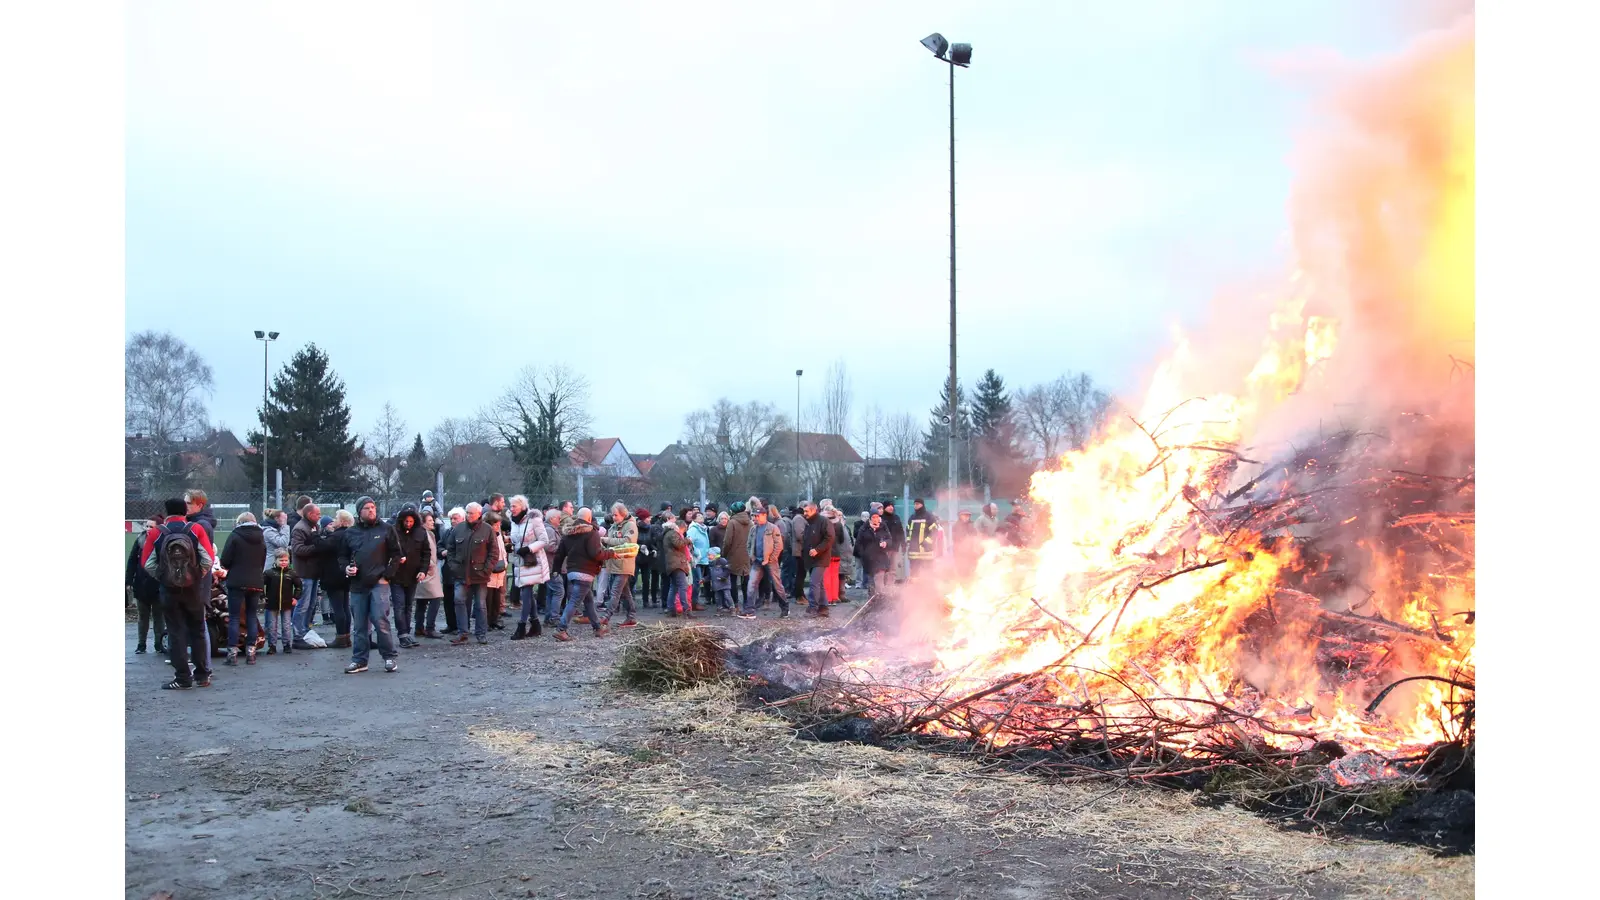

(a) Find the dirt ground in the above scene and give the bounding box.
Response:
[125,600,1474,900]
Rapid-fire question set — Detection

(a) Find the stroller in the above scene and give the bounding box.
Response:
[205,580,266,658]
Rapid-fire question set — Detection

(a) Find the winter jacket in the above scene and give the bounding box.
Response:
[907,509,941,560]
[708,521,725,553]
[125,532,161,604]
[219,522,267,591]
[721,511,752,576]
[602,515,640,577]
[509,510,551,588]
[338,502,401,592]
[444,517,496,586]
[487,531,508,589]
[687,521,711,566]
[747,519,784,567]
[830,511,853,562]
[790,512,808,557]
[709,557,734,592]
[290,517,323,579]
[390,506,432,585]
[261,521,292,565]
[772,514,793,558]
[975,512,999,539]
[800,512,835,569]
[661,525,693,575]
[856,522,893,573]
[141,517,217,609]
[187,503,218,542]
[417,530,446,600]
[543,517,563,575]
[262,566,303,612]
[881,511,906,553]
[316,527,351,590]
[551,518,615,579]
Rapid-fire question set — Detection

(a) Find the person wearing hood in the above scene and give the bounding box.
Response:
[261,508,292,566]
[550,507,617,640]
[336,496,402,674]
[216,511,268,666]
[721,502,753,611]
[444,502,496,645]
[388,504,433,649]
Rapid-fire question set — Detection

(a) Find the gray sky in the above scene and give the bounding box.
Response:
[126,0,1421,456]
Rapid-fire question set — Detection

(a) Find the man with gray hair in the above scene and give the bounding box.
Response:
[444,502,496,645]
[799,500,835,617]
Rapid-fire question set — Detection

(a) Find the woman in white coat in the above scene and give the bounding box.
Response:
[415,511,446,637]
[508,500,550,640]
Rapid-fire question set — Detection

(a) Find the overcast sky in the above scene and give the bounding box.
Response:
[126,0,1422,456]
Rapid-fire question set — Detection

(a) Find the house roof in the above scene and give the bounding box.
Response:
[761,431,864,465]
[636,458,656,476]
[568,437,620,468]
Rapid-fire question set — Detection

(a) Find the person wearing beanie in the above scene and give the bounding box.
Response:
[336,496,403,673]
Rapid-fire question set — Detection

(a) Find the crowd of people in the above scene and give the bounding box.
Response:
[127,487,1033,691]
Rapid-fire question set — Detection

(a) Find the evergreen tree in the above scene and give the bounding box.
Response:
[398,433,434,495]
[970,369,1025,494]
[243,343,359,491]
[914,381,970,494]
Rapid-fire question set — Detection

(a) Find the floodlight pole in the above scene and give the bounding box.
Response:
[256,331,278,512]
[946,58,958,539]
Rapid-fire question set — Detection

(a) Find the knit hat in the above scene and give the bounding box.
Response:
[635,506,650,520]
[660,501,673,511]
[356,496,376,516]
[708,547,721,558]
[730,501,745,513]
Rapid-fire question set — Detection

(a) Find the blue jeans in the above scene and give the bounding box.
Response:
[389,581,416,637]
[666,569,690,614]
[806,565,830,612]
[781,556,797,596]
[455,583,488,640]
[265,609,293,647]
[292,578,321,638]
[604,572,636,622]
[226,587,261,651]
[542,576,565,621]
[349,588,397,665]
[559,574,601,633]
[517,584,540,624]
[746,562,788,614]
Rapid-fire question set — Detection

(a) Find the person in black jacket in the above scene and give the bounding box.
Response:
[261,548,302,654]
[217,511,268,665]
[444,502,496,645]
[880,501,906,583]
[387,505,432,649]
[315,511,354,648]
[855,512,894,599]
[337,497,402,674]
[126,514,166,653]
[799,501,835,618]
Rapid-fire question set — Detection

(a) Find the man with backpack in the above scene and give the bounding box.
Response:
[141,498,218,690]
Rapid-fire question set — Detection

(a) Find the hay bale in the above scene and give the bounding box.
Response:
[616,626,731,693]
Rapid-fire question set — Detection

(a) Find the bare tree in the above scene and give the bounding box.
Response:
[677,398,789,494]
[426,415,518,501]
[126,330,214,443]
[361,402,409,499]
[882,412,922,486]
[856,404,887,461]
[1016,372,1116,463]
[822,359,853,438]
[487,365,595,499]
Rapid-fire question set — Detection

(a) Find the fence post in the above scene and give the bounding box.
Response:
[436,469,445,513]
[275,469,283,512]
[698,477,707,511]
[577,473,585,509]
[983,482,990,508]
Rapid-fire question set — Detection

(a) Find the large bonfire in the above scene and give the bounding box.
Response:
[743,16,1474,793]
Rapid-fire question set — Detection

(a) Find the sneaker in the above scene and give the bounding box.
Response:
[266,645,277,655]
[195,672,212,687]
[423,630,442,639]
[574,616,591,625]
[477,636,489,645]
[780,610,791,619]
[246,647,256,665]
[736,612,756,620]
[345,662,368,674]
[384,658,398,673]
[594,625,611,638]
[554,631,573,642]
[161,678,191,690]
[135,644,147,654]
[450,634,470,645]
[619,619,639,628]
[224,649,238,667]
[283,644,293,655]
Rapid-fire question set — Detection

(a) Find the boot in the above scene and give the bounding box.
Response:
[511,623,528,641]
[334,634,352,649]
[225,648,238,666]
[529,618,543,637]
[414,624,425,637]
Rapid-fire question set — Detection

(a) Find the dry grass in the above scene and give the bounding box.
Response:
[469,680,1473,898]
